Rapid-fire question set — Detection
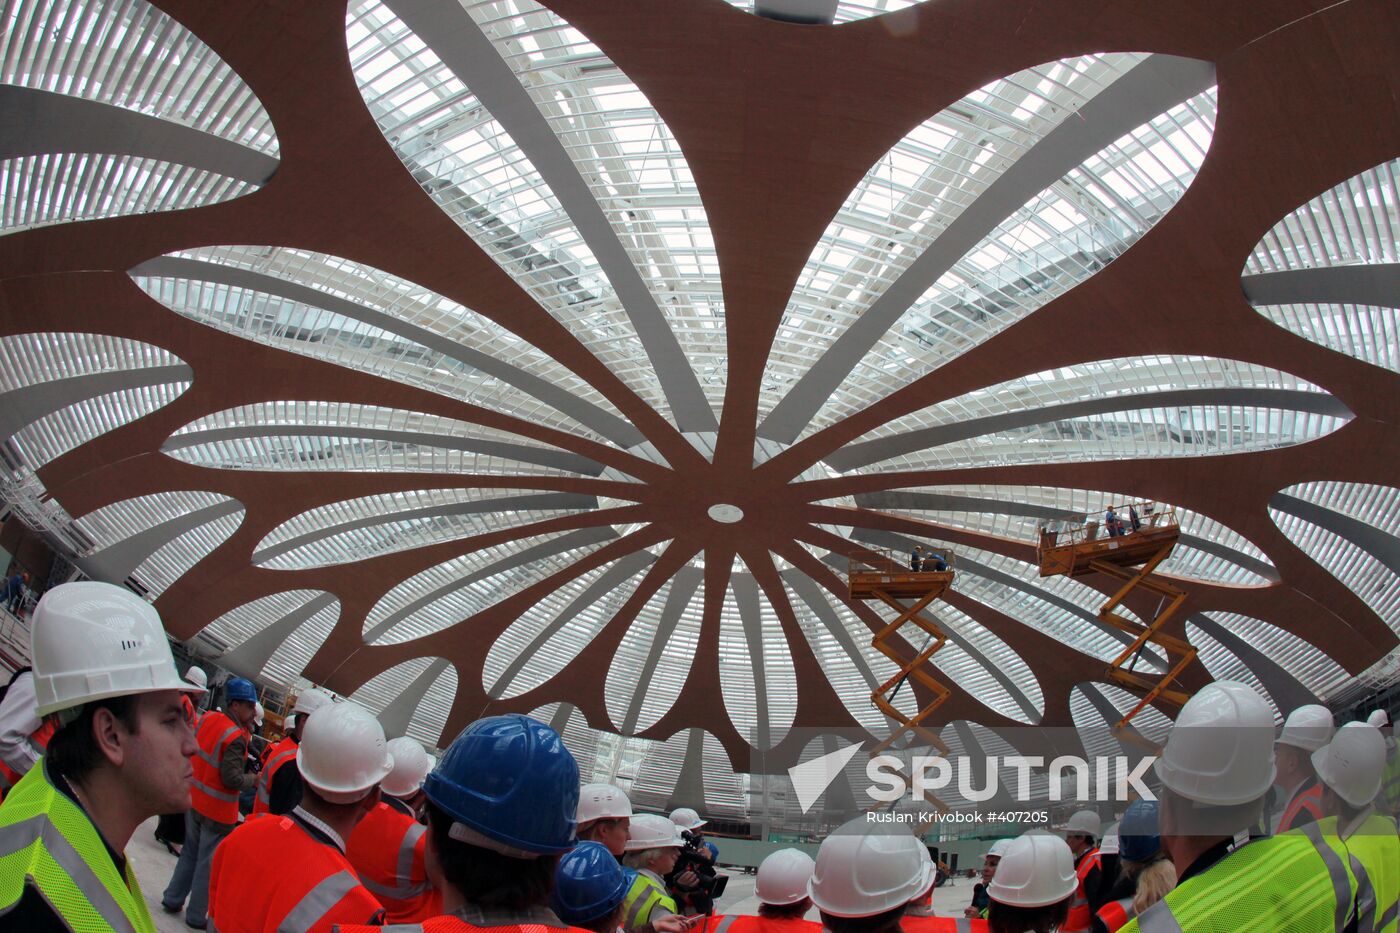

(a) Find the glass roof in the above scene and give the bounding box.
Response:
[722,1,925,23]
[195,590,341,689]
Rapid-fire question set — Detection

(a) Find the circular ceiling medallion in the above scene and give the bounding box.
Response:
[707,503,746,524]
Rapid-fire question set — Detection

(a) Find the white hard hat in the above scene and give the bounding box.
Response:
[1099,823,1120,856]
[985,838,1012,859]
[293,687,333,716]
[1312,722,1387,808]
[1064,809,1101,837]
[295,702,393,804]
[669,806,707,830]
[284,713,297,732]
[1277,704,1335,753]
[29,582,203,717]
[381,736,434,798]
[807,818,934,918]
[1154,681,1277,806]
[578,782,633,824]
[987,834,1078,908]
[1368,710,1389,729]
[254,702,265,727]
[183,667,208,693]
[756,848,815,906]
[623,813,684,851]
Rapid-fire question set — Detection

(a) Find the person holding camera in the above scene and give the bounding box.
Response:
[667,807,722,914]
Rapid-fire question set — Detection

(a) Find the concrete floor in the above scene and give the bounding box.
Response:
[128,816,979,931]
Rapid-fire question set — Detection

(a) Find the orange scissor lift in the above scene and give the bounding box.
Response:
[848,546,957,763]
[1036,504,1196,729]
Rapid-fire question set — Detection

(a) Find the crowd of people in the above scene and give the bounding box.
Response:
[0,581,1397,932]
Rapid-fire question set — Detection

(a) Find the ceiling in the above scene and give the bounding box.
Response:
[1,0,1398,819]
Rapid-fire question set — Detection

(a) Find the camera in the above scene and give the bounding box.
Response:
[666,829,728,909]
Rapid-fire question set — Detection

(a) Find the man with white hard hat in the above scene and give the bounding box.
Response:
[182,665,209,721]
[965,837,1011,920]
[208,701,391,930]
[1273,703,1335,832]
[1061,809,1103,932]
[806,816,941,933]
[986,833,1078,931]
[0,581,203,932]
[668,805,719,914]
[251,685,333,816]
[1121,681,1357,932]
[699,848,818,933]
[346,734,441,922]
[1310,721,1400,928]
[623,813,687,928]
[578,781,632,855]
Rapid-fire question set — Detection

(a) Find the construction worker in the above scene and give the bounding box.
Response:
[252,686,332,815]
[155,666,210,854]
[208,700,391,931]
[1121,681,1356,931]
[622,812,685,928]
[1061,809,1102,931]
[554,840,633,933]
[1367,709,1400,819]
[985,834,1078,933]
[808,816,971,933]
[965,838,1010,920]
[181,666,208,725]
[0,664,52,798]
[331,713,583,933]
[577,781,632,855]
[1310,721,1400,931]
[1274,703,1335,832]
[346,734,441,921]
[160,675,260,927]
[702,848,818,933]
[1091,801,1174,933]
[0,581,203,931]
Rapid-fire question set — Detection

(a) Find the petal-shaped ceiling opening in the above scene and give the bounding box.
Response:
[254,487,601,570]
[363,526,623,645]
[131,247,641,447]
[1,0,278,235]
[1269,482,1400,637]
[190,590,340,690]
[604,567,704,734]
[74,491,244,597]
[719,555,798,751]
[484,552,655,700]
[843,484,1277,585]
[1071,682,1173,760]
[830,356,1349,472]
[349,657,458,748]
[346,0,718,431]
[164,401,606,476]
[761,54,1216,442]
[1194,612,1350,705]
[1244,159,1399,374]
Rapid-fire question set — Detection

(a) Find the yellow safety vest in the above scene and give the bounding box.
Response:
[0,760,157,933]
[622,870,677,930]
[1323,813,1400,933]
[1121,829,1352,933]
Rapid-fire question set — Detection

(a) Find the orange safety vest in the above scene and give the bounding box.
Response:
[0,718,54,798]
[190,709,245,824]
[210,812,384,933]
[345,799,442,922]
[1277,780,1325,832]
[1095,896,1136,932]
[901,916,990,932]
[1062,846,1101,932]
[334,914,597,932]
[704,916,825,933]
[252,735,300,815]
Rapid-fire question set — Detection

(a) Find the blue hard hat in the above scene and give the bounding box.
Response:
[423,713,579,854]
[551,841,628,924]
[1117,799,1161,863]
[225,678,257,703]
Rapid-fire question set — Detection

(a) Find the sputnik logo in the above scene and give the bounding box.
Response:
[788,741,864,814]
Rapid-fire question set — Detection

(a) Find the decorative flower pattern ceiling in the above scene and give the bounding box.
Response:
[2,0,1399,817]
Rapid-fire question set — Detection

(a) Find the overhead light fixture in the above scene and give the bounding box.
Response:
[754,0,839,25]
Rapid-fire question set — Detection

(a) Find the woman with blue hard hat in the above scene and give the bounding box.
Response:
[1090,800,1174,933]
[334,713,589,933]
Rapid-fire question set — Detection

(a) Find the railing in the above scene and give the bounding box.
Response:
[1037,501,1177,551]
[848,544,957,575]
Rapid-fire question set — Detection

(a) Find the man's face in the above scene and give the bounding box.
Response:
[123,690,199,814]
[594,817,630,856]
[229,699,257,729]
[981,854,999,884]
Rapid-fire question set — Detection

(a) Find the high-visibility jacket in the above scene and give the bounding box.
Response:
[1320,812,1400,933]
[252,735,299,816]
[0,718,53,795]
[900,916,989,932]
[0,760,157,932]
[1095,896,1136,932]
[704,914,825,933]
[334,914,595,932]
[1379,741,1400,818]
[1063,846,1101,931]
[1278,779,1325,832]
[208,811,384,933]
[181,695,198,728]
[345,799,441,922]
[191,710,246,824]
[1121,829,1355,932]
[622,870,677,929]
